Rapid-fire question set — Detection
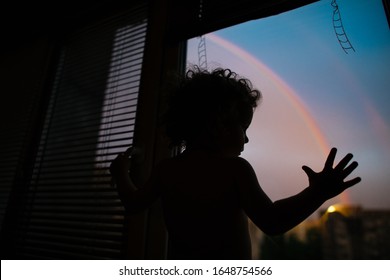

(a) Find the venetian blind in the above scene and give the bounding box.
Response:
[11,5,148,259]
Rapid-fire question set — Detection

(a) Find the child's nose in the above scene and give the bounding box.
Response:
[245,135,249,143]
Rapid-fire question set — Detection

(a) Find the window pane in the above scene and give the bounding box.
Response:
[187,0,390,259]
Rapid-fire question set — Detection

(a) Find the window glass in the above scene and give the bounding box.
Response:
[187,0,390,259]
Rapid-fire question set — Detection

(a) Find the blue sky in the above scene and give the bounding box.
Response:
[187,0,390,211]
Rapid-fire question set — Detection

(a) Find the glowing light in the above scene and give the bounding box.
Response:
[327,205,337,213]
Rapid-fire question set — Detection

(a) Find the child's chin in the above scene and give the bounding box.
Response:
[232,152,242,157]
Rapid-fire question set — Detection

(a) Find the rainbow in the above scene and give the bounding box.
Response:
[208,33,330,156]
[207,33,351,204]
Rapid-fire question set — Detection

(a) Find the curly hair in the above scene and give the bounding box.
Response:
[164,67,262,149]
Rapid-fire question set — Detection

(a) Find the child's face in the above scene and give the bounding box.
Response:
[218,107,253,157]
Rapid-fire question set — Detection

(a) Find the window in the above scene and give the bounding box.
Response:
[2,4,148,259]
[187,0,390,259]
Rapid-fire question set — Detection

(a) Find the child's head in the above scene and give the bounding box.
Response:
[165,67,262,154]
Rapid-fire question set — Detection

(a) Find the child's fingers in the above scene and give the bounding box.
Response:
[324,148,337,170]
[302,165,316,177]
[124,146,133,157]
[343,176,362,189]
[335,153,353,173]
[342,161,358,179]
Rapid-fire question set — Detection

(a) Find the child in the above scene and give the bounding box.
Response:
[110,68,361,259]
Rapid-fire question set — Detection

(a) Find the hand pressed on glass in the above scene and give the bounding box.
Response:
[302,147,361,199]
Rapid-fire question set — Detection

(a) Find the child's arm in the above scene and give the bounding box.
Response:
[110,148,160,213]
[236,148,361,235]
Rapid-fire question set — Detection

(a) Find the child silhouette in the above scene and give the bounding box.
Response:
[110,68,361,259]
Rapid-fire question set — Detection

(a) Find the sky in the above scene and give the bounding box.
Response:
[187,0,390,212]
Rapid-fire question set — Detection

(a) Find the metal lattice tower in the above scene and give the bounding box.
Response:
[198,35,208,69]
[331,0,355,54]
[197,0,208,69]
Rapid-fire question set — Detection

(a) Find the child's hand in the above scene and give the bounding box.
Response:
[302,148,361,199]
[109,147,133,176]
